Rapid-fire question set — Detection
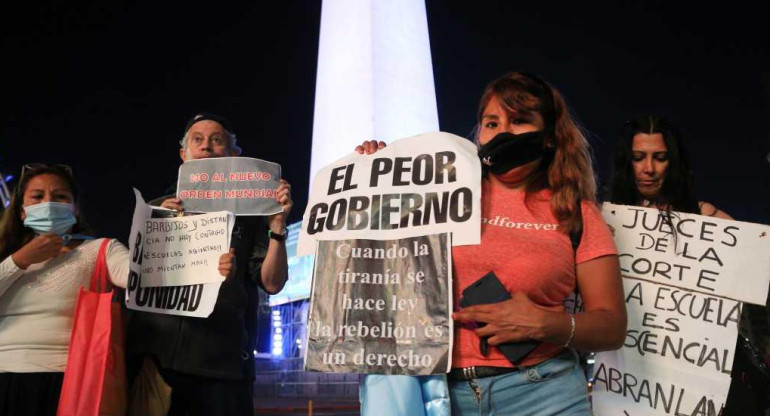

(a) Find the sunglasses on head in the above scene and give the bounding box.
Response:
[20,163,74,179]
[17,163,75,192]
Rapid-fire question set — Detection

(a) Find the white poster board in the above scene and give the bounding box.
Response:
[594,204,770,415]
[298,132,481,256]
[125,189,225,318]
[602,203,770,305]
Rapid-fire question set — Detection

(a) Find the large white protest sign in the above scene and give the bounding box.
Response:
[297,132,481,256]
[304,233,452,375]
[176,157,282,216]
[125,189,222,318]
[602,203,770,305]
[593,353,731,416]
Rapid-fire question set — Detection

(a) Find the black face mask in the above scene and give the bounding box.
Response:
[477,131,548,175]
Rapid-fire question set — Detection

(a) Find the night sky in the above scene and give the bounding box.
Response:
[3,0,768,243]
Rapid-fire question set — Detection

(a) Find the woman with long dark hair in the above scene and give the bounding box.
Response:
[610,116,770,415]
[610,115,731,218]
[0,164,130,416]
[357,72,626,415]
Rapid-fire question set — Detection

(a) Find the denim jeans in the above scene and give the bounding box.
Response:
[449,350,590,416]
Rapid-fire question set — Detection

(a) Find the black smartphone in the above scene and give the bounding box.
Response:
[459,271,540,365]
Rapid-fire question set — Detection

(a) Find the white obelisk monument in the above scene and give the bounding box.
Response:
[309,0,439,188]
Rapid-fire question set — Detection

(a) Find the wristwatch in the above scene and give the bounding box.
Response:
[268,228,287,242]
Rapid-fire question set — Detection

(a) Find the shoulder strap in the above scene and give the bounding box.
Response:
[89,239,112,293]
[569,200,583,253]
[570,201,583,298]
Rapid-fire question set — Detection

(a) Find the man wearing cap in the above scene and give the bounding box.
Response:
[127,113,291,415]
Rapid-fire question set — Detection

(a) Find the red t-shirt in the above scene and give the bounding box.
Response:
[452,180,617,369]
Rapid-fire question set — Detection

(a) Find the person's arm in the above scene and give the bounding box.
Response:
[260,179,292,294]
[105,239,130,289]
[699,201,733,220]
[0,256,25,298]
[454,255,627,352]
[1,234,64,297]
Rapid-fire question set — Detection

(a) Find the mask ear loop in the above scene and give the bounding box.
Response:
[62,234,72,245]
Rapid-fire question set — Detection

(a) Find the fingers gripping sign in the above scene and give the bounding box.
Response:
[218,248,236,279]
[269,179,293,233]
[354,140,387,155]
[161,198,184,215]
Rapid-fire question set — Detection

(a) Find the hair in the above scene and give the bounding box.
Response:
[179,129,242,156]
[610,115,699,214]
[0,165,91,259]
[475,72,597,235]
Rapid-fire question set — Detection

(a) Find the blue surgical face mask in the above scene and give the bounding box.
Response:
[23,202,77,236]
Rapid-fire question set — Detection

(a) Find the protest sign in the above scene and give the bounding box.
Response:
[602,203,770,305]
[593,353,731,416]
[304,233,452,375]
[125,189,223,318]
[615,279,739,379]
[176,157,282,216]
[297,132,481,256]
[139,210,234,287]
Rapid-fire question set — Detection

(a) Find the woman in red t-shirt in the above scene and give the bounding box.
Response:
[357,72,626,415]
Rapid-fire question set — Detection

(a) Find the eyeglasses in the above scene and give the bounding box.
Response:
[17,163,75,192]
[20,163,74,180]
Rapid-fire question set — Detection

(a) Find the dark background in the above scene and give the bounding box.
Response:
[2,0,768,243]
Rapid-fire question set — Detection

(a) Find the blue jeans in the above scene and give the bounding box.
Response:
[449,350,590,416]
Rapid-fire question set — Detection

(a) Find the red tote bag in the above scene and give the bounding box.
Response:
[57,239,127,416]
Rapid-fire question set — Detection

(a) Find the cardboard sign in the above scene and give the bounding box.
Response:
[139,210,234,287]
[177,157,282,216]
[304,233,452,375]
[593,353,731,416]
[125,189,222,318]
[592,203,770,415]
[602,203,770,305]
[612,279,740,379]
[297,132,481,256]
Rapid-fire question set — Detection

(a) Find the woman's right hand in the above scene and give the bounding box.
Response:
[161,198,184,212]
[11,234,64,270]
[355,140,386,155]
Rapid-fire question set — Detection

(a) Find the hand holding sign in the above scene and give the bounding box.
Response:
[268,179,293,233]
[355,140,387,155]
[218,248,236,279]
[160,197,184,213]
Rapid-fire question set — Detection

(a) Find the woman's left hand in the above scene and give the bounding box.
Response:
[453,293,554,346]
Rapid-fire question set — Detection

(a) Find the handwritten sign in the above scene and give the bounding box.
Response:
[125,189,223,318]
[602,203,770,305]
[592,203,770,415]
[139,211,233,286]
[304,233,452,375]
[297,132,481,256]
[177,157,282,215]
[618,279,739,378]
[593,353,731,416]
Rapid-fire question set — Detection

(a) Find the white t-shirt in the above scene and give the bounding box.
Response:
[0,238,128,373]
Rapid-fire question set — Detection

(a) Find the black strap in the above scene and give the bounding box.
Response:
[569,200,583,253]
[569,200,584,300]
